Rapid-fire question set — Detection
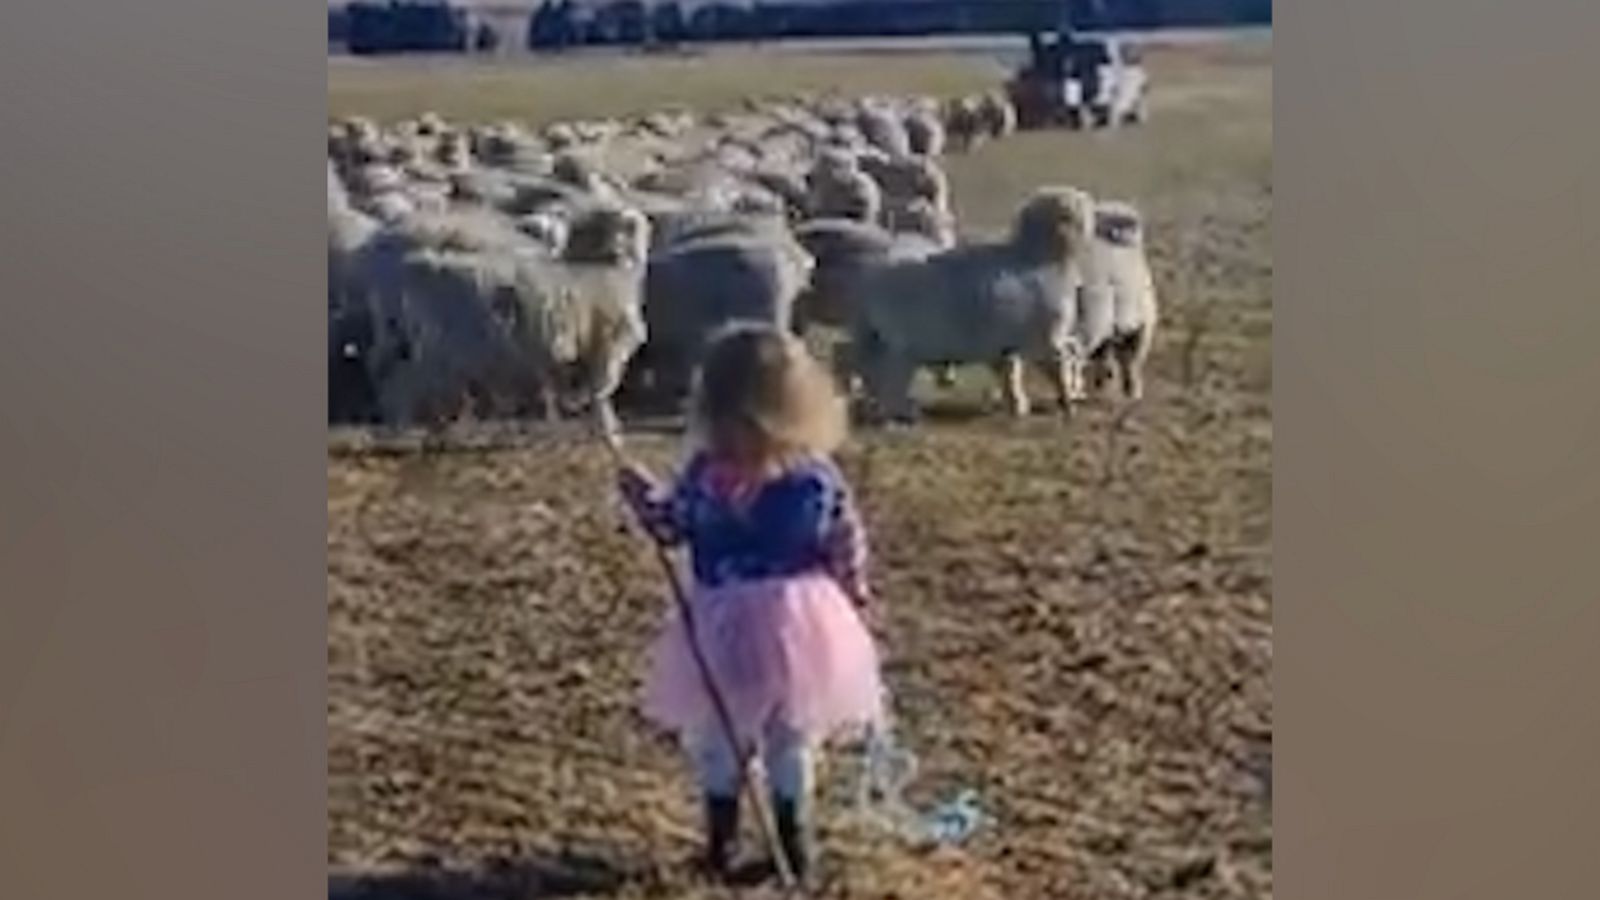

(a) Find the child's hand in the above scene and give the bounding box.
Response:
[852,590,884,634]
[616,463,654,501]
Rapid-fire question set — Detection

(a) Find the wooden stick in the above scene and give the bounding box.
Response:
[596,427,801,893]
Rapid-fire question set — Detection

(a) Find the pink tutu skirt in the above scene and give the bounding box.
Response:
[642,573,885,746]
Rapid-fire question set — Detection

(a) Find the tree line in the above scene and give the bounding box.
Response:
[329,0,1271,56]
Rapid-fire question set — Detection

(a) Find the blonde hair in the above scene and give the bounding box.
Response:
[687,323,848,468]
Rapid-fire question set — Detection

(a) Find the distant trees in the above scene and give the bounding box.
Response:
[343,1,474,54]
[651,2,689,45]
[528,0,579,49]
[331,1,1272,57]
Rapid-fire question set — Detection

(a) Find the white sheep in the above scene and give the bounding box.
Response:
[364,206,651,433]
[844,186,1099,422]
[1080,200,1159,400]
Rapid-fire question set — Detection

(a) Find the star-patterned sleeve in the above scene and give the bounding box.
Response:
[617,454,701,547]
[820,465,873,608]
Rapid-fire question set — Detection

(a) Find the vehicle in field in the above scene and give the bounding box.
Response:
[1007,31,1149,130]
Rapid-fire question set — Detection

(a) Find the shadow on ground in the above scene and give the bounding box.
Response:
[329,849,664,900]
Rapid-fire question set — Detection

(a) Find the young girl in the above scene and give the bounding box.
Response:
[617,323,885,882]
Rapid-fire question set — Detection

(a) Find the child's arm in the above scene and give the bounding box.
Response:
[616,458,695,547]
[821,475,874,610]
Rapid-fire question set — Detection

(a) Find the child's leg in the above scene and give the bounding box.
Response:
[689,729,743,874]
[763,720,816,879]
[761,721,815,802]
[691,728,742,797]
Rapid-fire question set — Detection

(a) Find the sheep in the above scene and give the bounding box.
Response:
[544,121,580,151]
[549,152,625,206]
[625,228,815,408]
[976,92,1018,140]
[791,213,956,388]
[884,197,958,250]
[1079,200,1159,401]
[863,153,949,207]
[329,201,378,315]
[792,218,913,333]
[351,208,550,412]
[944,96,986,152]
[504,174,616,221]
[856,104,912,158]
[637,111,686,140]
[751,124,817,172]
[433,130,473,172]
[843,186,1099,423]
[515,211,572,256]
[904,108,947,158]
[364,206,652,433]
[372,248,536,426]
[859,153,952,228]
[417,110,444,134]
[495,205,653,433]
[646,206,790,252]
[329,160,350,214]
[805,153,883,223]
[473,123,553,173]
[746,167,811,220]
[346,162,405,199]
[331,117,386,169]
[358,190,419,225]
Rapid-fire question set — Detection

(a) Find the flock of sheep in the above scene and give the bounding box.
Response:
[327,86,1159,434]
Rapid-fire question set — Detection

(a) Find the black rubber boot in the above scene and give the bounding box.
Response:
[704,794,740,878]
[772,793,812,885]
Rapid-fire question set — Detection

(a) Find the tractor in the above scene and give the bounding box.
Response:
[1006,30,1149,131]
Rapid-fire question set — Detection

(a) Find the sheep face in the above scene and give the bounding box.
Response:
[517,213,571,256]
[566,207,651,267]
[1094,202,1145,248]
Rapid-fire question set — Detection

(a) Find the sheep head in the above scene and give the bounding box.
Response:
[1094,200,1145,248]
[1012,186,1097,262]
[564,206,651,267]
[517,212,571,256]
[435,132,472,170]
[552,153,600,190]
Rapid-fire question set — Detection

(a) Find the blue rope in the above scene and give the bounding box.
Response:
[847,715,987,847]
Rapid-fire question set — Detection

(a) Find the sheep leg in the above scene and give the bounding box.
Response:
[996,354,1031,418]
[538,379,562,423]
[1035,348,1081,418]
[870,351,919,425]
[1116,328,1151,402]
[587,343,637,440]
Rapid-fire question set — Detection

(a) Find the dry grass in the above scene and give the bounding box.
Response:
[329,35,1271,900]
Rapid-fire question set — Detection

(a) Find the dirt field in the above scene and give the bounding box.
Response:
[329,35,1272,899]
